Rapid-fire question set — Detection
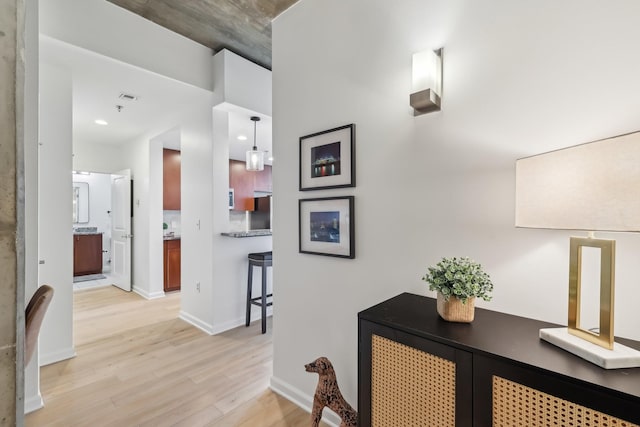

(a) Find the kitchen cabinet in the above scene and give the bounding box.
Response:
[163,239,180,292]
[73,233,103,276]
[229,159,272,211]
[163,149,181,210]
[254,166,272,192]
[358,293,640,426]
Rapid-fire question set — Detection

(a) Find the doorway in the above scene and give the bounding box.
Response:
[71,170,132,292]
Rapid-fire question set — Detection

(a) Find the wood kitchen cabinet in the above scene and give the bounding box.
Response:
[359,293,640,426]
[163,239,180,292]
[73,233,103,276]
[163,149,181,210]
[229,159,272,211]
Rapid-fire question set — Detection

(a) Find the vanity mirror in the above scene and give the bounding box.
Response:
[73,182,89,223]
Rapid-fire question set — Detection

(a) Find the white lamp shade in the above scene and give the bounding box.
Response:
[412,49,442,96]
[246,149,264,171]
[515,131,640,232]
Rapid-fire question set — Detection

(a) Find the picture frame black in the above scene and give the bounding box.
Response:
[299,196,355,259]
[299,124,355,191]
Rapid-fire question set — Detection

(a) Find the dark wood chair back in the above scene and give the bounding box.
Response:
[25,285,54,365]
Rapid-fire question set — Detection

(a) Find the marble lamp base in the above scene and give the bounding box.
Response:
[540,328,640,369]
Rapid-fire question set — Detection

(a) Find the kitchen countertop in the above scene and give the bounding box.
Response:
[163,235,181,241]
[221,230,272,238]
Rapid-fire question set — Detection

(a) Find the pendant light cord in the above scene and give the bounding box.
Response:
[253,119,257,150]
[251,116,260,150]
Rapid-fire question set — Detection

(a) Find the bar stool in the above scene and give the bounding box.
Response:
[245,251,273,333]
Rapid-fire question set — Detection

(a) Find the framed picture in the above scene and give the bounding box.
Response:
[299,196,355,259]
[299,124,355,191]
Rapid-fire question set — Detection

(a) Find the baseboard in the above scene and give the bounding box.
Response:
[39,347,76,366]
[210,316,245,335]
[270,375,340,427]
[179,311,273,336]
[132,286,165,300]
[210,310,273,335]
[179,310,215,335]
[24,393,43,414]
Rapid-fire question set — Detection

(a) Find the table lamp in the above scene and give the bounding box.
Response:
[515,130,640,369]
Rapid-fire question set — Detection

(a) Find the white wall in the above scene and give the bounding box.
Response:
[23,0,41,415]
[212,50,273,116]
[179,53,273,335]
[120,127,164,299]
[38,62,74,366]
[271,0,640,417]
[73,141,123,174]
[180,107,273,334]
[39,0,213,91]
[179,109,216,330]
[210,110,272,332]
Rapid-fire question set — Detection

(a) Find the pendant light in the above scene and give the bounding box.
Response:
[246,116,264,171]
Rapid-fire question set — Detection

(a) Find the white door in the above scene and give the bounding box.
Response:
[111,169,132,291]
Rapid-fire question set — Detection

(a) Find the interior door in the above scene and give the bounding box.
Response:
[111,169,132,291]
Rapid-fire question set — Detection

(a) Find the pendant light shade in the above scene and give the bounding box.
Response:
[246,116,264,171]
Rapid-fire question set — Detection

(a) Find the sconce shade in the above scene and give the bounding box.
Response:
[410,48,442,115]
[246,116,264,171]
[515,131,640,232]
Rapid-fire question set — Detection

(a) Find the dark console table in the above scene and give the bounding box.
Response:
[358,293,640,426]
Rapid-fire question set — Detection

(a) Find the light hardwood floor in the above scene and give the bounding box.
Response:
[26,286,326,426]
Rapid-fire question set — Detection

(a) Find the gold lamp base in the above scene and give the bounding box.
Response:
[568,236,614,349]
[539,236,640,369]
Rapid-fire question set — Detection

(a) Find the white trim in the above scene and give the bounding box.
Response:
[210,316,245,335]
[39,347,76,366]
[269,375,340,427]
[132,286,165,300]
[24,393,44,414]
[210,309,273,335]
[179,310,215,335]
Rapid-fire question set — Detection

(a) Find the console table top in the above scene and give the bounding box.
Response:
[358,292,640,400]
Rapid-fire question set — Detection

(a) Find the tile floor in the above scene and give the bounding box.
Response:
[73,272,116,291]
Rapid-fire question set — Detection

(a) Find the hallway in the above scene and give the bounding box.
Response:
[26,287,316,426]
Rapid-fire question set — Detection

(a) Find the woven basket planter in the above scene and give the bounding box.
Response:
[436,293,475,323]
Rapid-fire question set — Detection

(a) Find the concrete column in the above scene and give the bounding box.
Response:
[0,0,21,425]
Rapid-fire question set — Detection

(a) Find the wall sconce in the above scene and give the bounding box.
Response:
[410,48,443,116]
[515,130,640,369]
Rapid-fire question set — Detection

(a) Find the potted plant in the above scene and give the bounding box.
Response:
[422,256,493,323]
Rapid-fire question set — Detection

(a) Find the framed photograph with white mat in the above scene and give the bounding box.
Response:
[299,196,355,258]
[299,124,355,191]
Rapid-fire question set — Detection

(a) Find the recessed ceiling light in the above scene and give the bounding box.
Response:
[237,135,247,141]
[95,119,108,125]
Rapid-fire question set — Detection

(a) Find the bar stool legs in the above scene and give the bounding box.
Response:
[261,261,267,333]
[245,251,273,334]
[246,260,254,328]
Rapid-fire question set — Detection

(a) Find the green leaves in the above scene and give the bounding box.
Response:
[422,257,493,304]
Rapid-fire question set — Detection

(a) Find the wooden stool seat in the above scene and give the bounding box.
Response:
[246,251,273,333]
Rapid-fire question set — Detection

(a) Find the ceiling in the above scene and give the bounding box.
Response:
[106,0,300,70]
[42,0,289,161]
